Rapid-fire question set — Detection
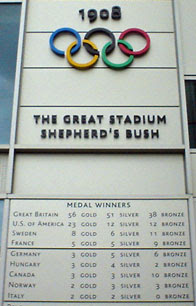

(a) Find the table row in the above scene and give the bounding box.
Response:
[8,199,190,248]
[4,249,194,302]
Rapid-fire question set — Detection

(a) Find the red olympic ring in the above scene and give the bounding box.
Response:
[118,28,150,56]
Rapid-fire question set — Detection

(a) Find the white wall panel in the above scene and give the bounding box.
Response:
[13,154,185,196]
[26,0,174,32]
[20,69,180,107]
[16,107,182,147]
[23,33,176,68]
[179,0,196,75]
[194,199,196,230]
[0,154,7,193]
[191,153,196,196]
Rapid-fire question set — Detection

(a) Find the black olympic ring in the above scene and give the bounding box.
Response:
[84,28,116,56]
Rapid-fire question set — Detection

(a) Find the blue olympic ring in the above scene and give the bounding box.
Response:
[49,27,81,56]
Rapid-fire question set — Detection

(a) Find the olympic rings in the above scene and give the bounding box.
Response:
[67,40,99,70]
[49,27,150,70]
[102,40,134,69]
[50,27,81,56]
[119,28,150,56]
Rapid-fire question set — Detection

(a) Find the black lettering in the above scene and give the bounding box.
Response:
[124,115,132,124]
[151,129,159,138]
[100,130,107,138]
[42,115,50,124]
[34,115,40,124]
[134,116,141,124]
[41,129,46,138]
[59,129,64,138]
[148,115,155,124]
[110,115,115,124]
[126,130,132,138]
[92,130,98,138]
[73,115,79,124]
[48,129,56,138]
[66,130,72,138]
[144,129,149,138]
[74,130,82,138]
[116,115,123,124]
[81,115,86,124]
[158,115,166,124]
[64,115,71,124]
[88,115,96,124]
[114,129,119,139]
[84,130,89,138]
[134,130,142,138]
[52,115,57,124]
[97,115,103,124]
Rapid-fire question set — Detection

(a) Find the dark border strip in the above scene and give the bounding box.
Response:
[23,66,177,70]
[19,105,180,108]
[7,247,191,250]
[4,300,194,303]
[25,31,175,34]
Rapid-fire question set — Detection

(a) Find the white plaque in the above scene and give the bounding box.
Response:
[4,199,194,303]
[17,107,182,148]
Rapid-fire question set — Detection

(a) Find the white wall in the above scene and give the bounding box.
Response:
[13,153,185,196]
[179,0,196,75]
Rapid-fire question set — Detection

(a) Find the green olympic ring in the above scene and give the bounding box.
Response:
[102,40,134,69]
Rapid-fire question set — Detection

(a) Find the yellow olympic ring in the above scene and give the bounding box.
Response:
[66,39,99,69]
